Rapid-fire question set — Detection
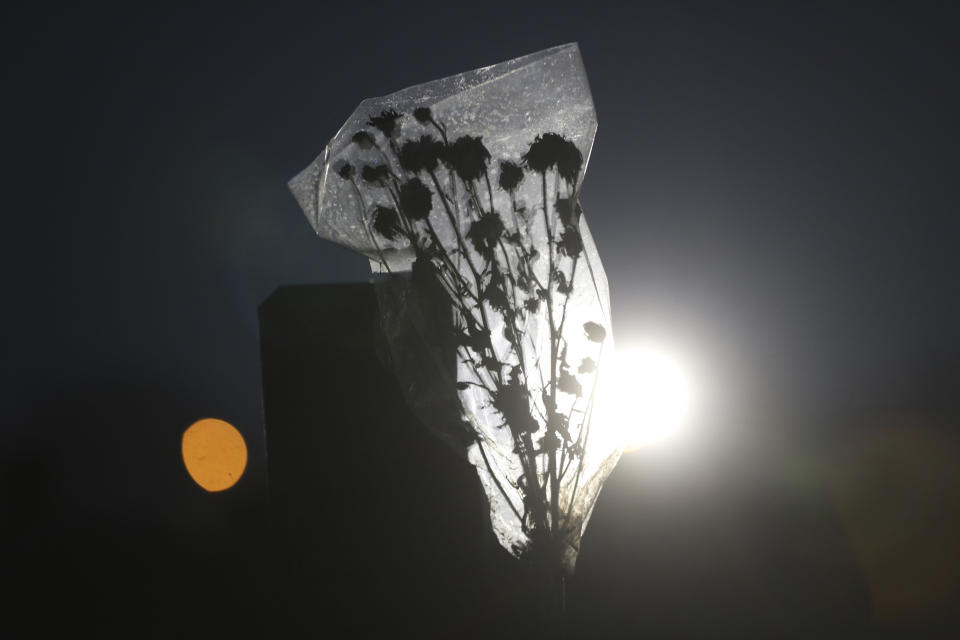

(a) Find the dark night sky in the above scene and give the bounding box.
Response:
[3,3,960,636]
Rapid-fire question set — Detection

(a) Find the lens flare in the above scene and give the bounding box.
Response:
[182,418,247,492]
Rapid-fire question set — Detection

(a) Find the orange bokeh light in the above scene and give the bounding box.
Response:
[182,418,247,492]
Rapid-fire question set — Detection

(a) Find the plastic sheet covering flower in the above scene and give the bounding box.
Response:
[289,43,623,575]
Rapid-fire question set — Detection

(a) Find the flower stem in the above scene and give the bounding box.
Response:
[541,171,561,536]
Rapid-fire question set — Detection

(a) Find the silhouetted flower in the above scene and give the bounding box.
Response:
[482,267,511,314]
[411,251,440,289]
[546,409,571,441]
[483,280,510,314]
[555,197,582,227]
[481,354,502,373]
[368,109,402,138]
[352,131,375,149]
[558,226,583,258]
[553,269,572,295]
[515,268,532,294]
[503,319,519,345]
[558,369,582,397]
[578,357,597,374]
[398,135,444,173]
[372,205,402,240]
[522,132,583,184]
[466,210,505,260]
[361,164,390,183]
[334,160,354,180]
[539,431,561,453]
[457,323,492,355]
[499,161,524,192]
[583,321,606,343]
[445,135,491,182]
[523,297,540,314]
[413,107,432,123]
[398,177,433,220]
[492,382,539,435]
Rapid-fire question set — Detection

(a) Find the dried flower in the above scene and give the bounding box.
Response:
[558,369,582,397]
[483,280,510,314]
[558,226,583,258]
[352,131,375,149]
[522,132,583,184]
[413,107,432,123]
[492,381,539,435]
[372,205,402,240]
[398,177,433,220]
[398,135,444,173]
[361,164,390,184]
[578,357,597,374]
[555,197,582,227]
[466,210,505,261]
[367,109,403,138]
[498,160,524,192]
[583,321,607,343]
[445,135,491,182]
[554,270,573,295]
[334,160,354,180]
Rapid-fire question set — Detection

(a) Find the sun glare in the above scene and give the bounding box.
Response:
[609,344,694,451]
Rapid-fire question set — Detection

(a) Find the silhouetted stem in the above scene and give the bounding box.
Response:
[541,171,561,535]
[426,116,448,144]
[465,171,550,530]
[474,436,525,526]
[563,341,604,528]
[483,170,496,214]
[347,178,391,271]
[427,169,502,380]
[556,256,580,341]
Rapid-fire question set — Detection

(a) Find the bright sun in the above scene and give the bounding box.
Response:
[609,344,693,451]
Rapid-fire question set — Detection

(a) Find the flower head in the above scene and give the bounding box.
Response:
[334,160,354,180]
[367,109,403,138]
[398,177,433,220]
[578,357,597,374]
[498,161,524,192]
[361,164,390,184]
[554,269,573,295]
[352,131,375,149]
[558,226,583,258]
[522,132,583,185]
[398,135,444,173]
[372,205,402,240]
[413,107,432,123]
[483,280,510,314]
[445,135,491,182]
[558,369,582,397]
[583,321,607,343]
[466,210,505,261]
[555,197,582,227]
[492,381,539,436]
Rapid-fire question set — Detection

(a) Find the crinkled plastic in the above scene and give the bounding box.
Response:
[289,43,622,572]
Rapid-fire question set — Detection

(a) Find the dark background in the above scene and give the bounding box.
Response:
[3,2,959,637]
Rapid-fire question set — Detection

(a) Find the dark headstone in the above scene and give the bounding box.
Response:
[260,283,549,637]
